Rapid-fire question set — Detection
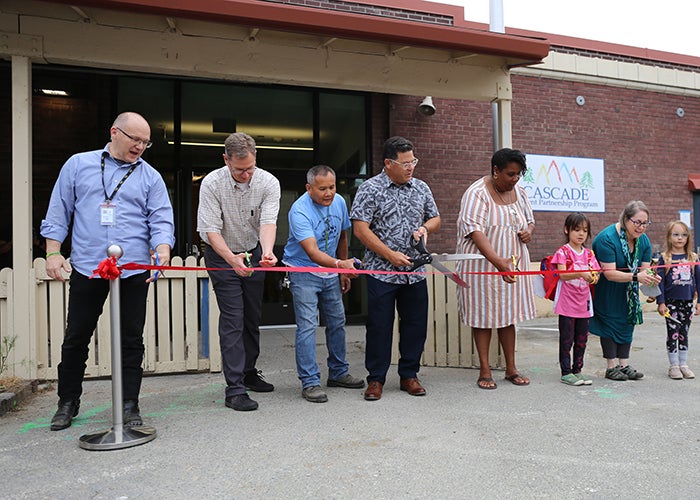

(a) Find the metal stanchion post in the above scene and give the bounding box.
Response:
[79,244,157,450]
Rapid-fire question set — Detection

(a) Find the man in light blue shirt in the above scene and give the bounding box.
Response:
[41,112,175,431]
[283,165,364,403]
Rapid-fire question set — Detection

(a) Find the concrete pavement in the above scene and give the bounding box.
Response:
[1,313,699,499]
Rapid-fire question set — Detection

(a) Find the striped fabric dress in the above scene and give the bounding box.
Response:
[456,177,536,328]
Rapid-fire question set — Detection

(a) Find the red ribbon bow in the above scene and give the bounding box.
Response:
[91,256,122,280]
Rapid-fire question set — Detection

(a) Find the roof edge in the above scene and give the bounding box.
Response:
[44,0,550,61]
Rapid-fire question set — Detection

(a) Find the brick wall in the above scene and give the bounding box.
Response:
[262,0,454,25]
[386,76,700,261]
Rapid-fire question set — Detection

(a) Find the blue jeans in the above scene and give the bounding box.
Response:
[290,272,349,388]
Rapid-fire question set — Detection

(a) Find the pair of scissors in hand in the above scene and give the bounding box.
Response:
[244,251,253,276]
[663,310,682,324]
[511,255,521,280]
[152,252,163,282]
[407,235,481,288]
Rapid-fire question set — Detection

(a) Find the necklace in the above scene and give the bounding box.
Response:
[491,178,520,231]
[491,178,513,205]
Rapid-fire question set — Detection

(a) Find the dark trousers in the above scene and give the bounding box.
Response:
[57,270,149,402]
[205,244,264,398]
[365,276,428,384]
[558,315,589,375]
[599,336,632,359]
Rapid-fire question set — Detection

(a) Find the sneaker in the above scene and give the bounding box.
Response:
[50,399,80,431]
[574,373,593,385]
[669,365,683,380]
[225,393,259,411]
[605,366,628,381]
[327,373,365,389]
[123,400,143,427]
[302,385,328,403]
[560,373,584,386]
[680,366,695,379]
[244,370,274,392]
[619,365,643,380]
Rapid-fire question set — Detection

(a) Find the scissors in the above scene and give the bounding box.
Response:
[407,235,482,288]
[244,251,253,277]
[151,252,162,281]
[511,255,521,280]
[663,310,682,324]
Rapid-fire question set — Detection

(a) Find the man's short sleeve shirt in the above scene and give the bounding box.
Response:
[197,166,280,252]
[283,193,351,267]
[350,170,439,284]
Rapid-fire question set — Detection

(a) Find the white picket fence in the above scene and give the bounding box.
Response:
[0,256,221,380]
[0,258,501,381]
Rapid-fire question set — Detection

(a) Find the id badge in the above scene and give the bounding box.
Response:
[100,203,115,226]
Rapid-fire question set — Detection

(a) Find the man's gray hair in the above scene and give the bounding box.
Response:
[224,132,257,159]
[306,165,335,185]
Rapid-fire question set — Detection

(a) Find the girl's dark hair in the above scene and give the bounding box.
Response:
[564,212,592,243]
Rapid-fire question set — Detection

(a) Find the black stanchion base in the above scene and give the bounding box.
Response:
[78,425,157,451]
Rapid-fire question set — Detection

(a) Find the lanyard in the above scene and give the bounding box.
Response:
[313,204,330,252]
[101,152,138,203]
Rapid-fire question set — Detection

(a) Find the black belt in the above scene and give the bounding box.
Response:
[205,242,259,254]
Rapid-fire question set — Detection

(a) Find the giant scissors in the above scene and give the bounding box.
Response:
[407,235,483,288]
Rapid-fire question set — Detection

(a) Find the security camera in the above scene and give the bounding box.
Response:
[418,96,436,116]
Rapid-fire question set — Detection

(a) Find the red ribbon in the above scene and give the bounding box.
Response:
[91,256,122,280]
[120,261,686,278]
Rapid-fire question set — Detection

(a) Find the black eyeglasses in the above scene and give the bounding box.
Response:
[224,156,256,176]
[628,217,651,229]
[116,127,153,149]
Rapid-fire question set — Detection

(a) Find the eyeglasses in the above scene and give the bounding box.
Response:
[628,217,651,229]
[389,158,419,169]
[116,127,153,149]
[223,155,256,175]
[672,233,689,238]
[232,166,256,175]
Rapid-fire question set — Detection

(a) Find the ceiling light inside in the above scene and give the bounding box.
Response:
[37,89,69,96]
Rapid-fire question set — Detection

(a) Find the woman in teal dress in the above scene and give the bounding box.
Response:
[590,200,661,381]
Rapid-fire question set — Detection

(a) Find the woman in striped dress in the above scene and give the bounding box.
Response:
[456,148,536,390]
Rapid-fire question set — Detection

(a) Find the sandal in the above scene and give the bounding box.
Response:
[505,373,530,386]
[605,366,627,381]
[477,377,497,390]
[619,364,644,380]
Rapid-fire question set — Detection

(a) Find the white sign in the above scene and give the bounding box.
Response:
[521,154,605,213]
[679,209,691,228]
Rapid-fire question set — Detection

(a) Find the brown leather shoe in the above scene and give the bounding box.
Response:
[364,381,383,401]
[400,377,426,396]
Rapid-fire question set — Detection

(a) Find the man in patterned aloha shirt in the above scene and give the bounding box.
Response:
[350,136,440,401]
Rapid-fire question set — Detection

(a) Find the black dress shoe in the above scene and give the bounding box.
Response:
[123,400,143,427]
[50,399,80,431]
[225,393,259,411]
[243,370,274,392]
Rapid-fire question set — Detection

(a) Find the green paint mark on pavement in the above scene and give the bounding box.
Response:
[593,387,627,399]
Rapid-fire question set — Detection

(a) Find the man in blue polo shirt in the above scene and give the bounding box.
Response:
[283,165,365,403]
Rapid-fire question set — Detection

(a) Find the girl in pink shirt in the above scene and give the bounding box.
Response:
[551,213,601,386]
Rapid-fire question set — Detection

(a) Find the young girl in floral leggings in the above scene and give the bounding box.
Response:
[656,220,700,380]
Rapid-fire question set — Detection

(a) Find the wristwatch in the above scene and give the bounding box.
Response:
[632,271,638,282]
